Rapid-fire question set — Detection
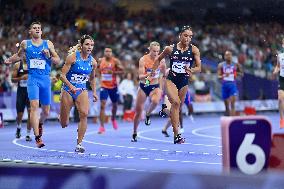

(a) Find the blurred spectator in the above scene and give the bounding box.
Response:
[0,1,283,101]
[118,72,136,113]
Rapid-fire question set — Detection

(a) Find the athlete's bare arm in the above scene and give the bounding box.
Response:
[159,59,167,91]
[60,53,77,92]
[96,58,102,78]
[114,58,124,74]
[236,63,244,77]
[152,46,173,72]
[47,40,60,64]
[187,45,201,74]
[138,57,149,80]
[273,55,280,75]
[4,41,26,64]
[217,62,224,80]
[90,59,98,102]
[11,62,26,83]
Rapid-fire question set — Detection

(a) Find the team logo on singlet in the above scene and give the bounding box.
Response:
[174,51,179,55]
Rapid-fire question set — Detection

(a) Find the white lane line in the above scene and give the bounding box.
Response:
[36,162,47,164]
[140,157,150,160]
[137,128,221,147]
[154,159,165,161]
[13,160,23,163]
[168,160,179,162]
[62,164,72,166]
[87,165,97,168]
[1,158,160,172]
[48,163,60,165]
[11,129,222,166]
[191,126,221,139]
[13,138,222,163]
[83,140,221,155]
[26,161,36,163]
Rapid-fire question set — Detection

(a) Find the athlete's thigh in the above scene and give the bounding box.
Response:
[135,88,147,110]
[75,90,89,115]
[100,88,109,101]
[278,90,284,100]
[60,90,74,120]
[109,87,119,103]
[149,88,162,102]
[178,85,188,103]
[165,79,179,104]
[39,77,51,106]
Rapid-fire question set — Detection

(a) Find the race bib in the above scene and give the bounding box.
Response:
[146,69,160,79]
[172,61,190,73]
[19,80,27,87]
[30,59,46,70]
[70,74,89,84]
[223,67,235,81]
[101,73,113,81]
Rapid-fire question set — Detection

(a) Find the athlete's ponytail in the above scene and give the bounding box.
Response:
[68,34,94,55]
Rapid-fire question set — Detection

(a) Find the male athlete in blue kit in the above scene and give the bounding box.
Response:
[5,21,60,148]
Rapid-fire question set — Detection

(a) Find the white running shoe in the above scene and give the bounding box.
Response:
[189,115,194,122]
[75,144,85,153]
[178,127,184,134]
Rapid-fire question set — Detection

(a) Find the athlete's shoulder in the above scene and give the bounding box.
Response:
[191,44,200,52]
[218,61,225,66]
[45,39,53,45]
[13,61,21,69]
[66,52,76,63]
[139,54,147,62]
[20,40,28,49]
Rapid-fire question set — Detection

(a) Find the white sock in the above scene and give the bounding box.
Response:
[17,124,22,129]
[27,129,31,136]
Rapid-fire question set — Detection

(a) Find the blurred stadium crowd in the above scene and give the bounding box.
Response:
[0,1,283,101]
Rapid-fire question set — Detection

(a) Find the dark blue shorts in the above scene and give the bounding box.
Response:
[222,82,238,100]
[139,82,159,97]
[100,87,119,103]
[167,71,189,91]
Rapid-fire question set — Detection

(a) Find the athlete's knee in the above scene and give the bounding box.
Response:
[171,99,180,108]
[135,106,143,116]
[41,109,50,118]
[60,119,69,128]
[151,98,159,106]
[79,110,89,119]
[100,103,106,110]
[112,103,118,108]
